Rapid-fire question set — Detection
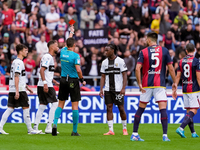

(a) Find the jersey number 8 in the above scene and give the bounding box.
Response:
[151,53,160,68]
[183,64,190,78]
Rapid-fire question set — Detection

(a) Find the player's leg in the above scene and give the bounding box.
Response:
[104,91,115,135]
[0,107,14,134]
[186,109,198,137]
[0,93,16,134]
[34,104,46,131]
[71,101,80,136]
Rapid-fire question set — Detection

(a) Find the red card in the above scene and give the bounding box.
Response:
[69,19,76,25]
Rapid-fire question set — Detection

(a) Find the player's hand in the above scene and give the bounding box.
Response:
[82,81,86,86]
[99,90,104,98]
[15,91,19,100]
[120,88,125,96]
[55,81,60,87]
[43,84,48,93]
[139,84,146,93]
[172,83,177,92]
[172,90,177,100]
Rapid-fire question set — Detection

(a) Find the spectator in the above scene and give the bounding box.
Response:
[124,50,135,85]
[76,39,88,57]
[122,0,134,20]
[118,36,128,58]
[23,52,36,85]
[31,26,41,43]
[83,0,98,14]
[106,2,115,19]
[160,12,171,35]
[148,0,159,13]
[141,0,152,17]
[7,0,22,13]
[30,5,43,28]
[27,14,39,35]
[119,16,132,38]
[2,1,15,32]
[64,7,78,30]
[14,13,26,43]
[0,59,6,75]
[64,0,76,14]
[1,33,11,60]
[194,24,200,45]
[16,6,28,24]
[174,10,188,29]
[181,23,194,42]
[53,27,65,41]
[141,11,152,29]
[8,24,21,44]
[132,0,142,21]
[108,19,119,40]
[151,13,161,34]
[155,0,168,15]
[74,29,83,41]
[170,23,180,41]
[40,0,51,25]
[10,37,20,58]
[167,0,183,21]
[52,0,61,14]
[57,38,65,49]
[55,17,67,35]
[0,45,8,61]
[24,0,33,15]
[132,18,141,33]
[80,3,96,29]
[35,35,48,56]
[45,6,60,35]
[25,35,35,53]
[195,47,200,58]
[112,4,121,25]
[95,6,109,27]
[175,41,186,59]
[164,31,173,49]
[183,0,197,20]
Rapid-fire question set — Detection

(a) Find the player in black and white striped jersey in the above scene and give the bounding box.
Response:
[0,44,41,134]
[99,44,128,136]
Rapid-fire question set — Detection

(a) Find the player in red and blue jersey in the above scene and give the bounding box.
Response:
[173,43,200,138]
[130,32,177,142]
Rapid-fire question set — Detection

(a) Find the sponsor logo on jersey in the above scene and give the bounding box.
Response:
[182,59,193,63]
[182,80,193,84]
[148,69,161,74]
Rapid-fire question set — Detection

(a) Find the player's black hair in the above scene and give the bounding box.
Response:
[16,44,27,54]
[186,43,195,53]
[66,37,75,48]
[147,32,158,42]
[47,40,56,48]
[106,44,118,54]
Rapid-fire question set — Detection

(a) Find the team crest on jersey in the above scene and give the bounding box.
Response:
[17,66,20,70]
[77,59,80,64]
[115,63,118,67]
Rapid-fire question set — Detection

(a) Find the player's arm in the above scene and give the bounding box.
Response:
[168,64,177,91]
[53,79,60,87]
[120,71,127,96]
[99,73,105,98]
[172,71,181,100]
[40,66,48,93]
[14,72,20,100]
[196,72,200,86]
[26,85,33,94]
[135,63,146,93]
[75,65,86,86]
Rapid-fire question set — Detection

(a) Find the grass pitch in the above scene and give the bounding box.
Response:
[0,123,200,150]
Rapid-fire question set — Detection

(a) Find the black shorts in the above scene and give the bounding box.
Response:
[8,92,29,108]
[58,77,81,102]
[37,86,57,105]
[104,91,124,105]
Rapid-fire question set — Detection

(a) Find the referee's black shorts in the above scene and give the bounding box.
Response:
[58,77,81,102]
[37,86,57,105]
[8,92,29,108]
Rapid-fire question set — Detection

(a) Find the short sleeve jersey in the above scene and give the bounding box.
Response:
[177,55,200,93]
[100,56,127,92]
[37,53,55,87]
[9,58,26,92]
[60,47,80,78]
[137,45,172,88]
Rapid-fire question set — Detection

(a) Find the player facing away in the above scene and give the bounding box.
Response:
[99,44,128,135]
[33,40,60,134]
[131,32,177,141]
[0,44,41,134]
[52,32,86,136]
[173,43,200,138]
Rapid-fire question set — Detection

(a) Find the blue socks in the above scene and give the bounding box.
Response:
[133,107,145,132]
[160,109,168,134]
[72,110,79,133]
[53,107,62,126]
[180,111,194,129]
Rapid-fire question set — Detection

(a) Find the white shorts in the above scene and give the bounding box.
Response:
[183,93,200,109]
[140,88,167,103]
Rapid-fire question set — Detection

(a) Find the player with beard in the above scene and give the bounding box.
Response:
[130,32,177,141]
[33,40,60,134]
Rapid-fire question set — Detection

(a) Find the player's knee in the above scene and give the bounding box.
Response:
[107,104,113,112]
[118,105,125,113]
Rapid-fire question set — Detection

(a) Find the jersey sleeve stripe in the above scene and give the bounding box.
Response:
[167,62,173,65]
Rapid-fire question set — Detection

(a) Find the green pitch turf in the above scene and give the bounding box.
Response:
[0,123,200,150]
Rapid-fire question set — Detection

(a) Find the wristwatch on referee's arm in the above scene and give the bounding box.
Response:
[79,78,84,83]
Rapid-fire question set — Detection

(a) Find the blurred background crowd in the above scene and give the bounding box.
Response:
[0,0,200,86]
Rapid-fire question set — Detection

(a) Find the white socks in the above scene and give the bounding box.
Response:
[132,132,138,136]
[122,120,127,129]
[47,102,58,128]
[34,105,46,130]
[23,108,32,132]
[0,108,14,129]
[108,120,114,132]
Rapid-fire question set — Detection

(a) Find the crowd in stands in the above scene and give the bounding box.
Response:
[0,0,200,86]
